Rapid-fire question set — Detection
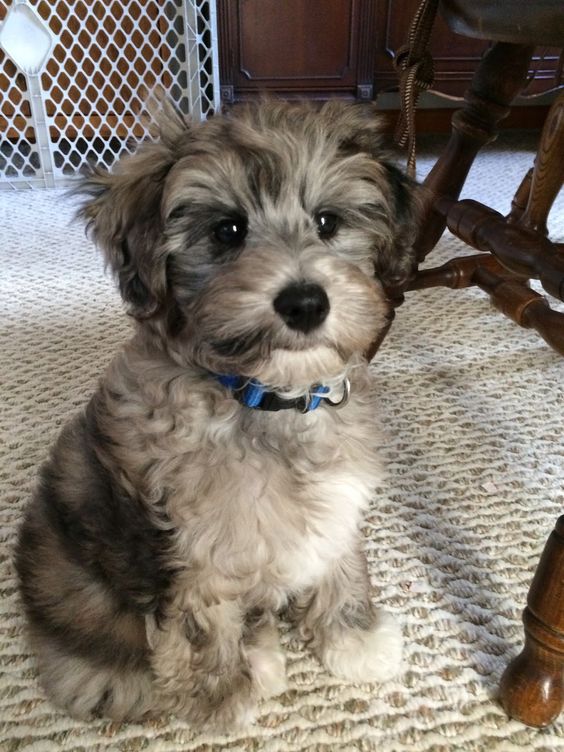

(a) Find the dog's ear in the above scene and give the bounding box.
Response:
[319,102,421,290]
[77,102,190,319]
[374,161,422,291]
[319,100,384,159]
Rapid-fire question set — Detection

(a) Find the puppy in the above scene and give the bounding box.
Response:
[16,101,418,727]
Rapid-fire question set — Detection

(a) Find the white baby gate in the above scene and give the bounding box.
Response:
[0,0,220,189]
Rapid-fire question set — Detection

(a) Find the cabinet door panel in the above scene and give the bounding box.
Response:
[239,0,353,80]
[218,0,561,103]
[218,0,377,101]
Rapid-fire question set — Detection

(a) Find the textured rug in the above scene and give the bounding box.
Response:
[1,131,563,751]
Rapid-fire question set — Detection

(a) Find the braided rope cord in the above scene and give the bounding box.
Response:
[393,5,563,176]
[394,0,440,176]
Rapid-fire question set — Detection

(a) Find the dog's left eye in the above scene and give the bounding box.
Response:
[213,218,248,247]
[315,212,340,240]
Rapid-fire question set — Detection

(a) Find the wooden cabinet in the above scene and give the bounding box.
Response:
[218,0,562,104]
[374,0,488,98]
[376,0,561,98]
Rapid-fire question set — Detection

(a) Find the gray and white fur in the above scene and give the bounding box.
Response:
[16,101,419,727]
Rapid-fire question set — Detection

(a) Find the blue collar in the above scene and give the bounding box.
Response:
[214,374,346,412]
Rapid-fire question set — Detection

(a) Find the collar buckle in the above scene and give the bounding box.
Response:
[322,377,351,410]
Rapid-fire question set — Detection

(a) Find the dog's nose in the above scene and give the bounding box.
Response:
[273,282,330,333]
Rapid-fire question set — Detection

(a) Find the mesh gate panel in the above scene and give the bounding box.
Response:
[0,50,41,179]
[0,0,220,189]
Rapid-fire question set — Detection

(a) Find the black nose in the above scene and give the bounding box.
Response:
[273,282,330,333]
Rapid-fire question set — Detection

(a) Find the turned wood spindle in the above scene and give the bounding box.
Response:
[508,168,534,224]
[407,254,507,292]
[500,517,564,727]
[519,91,564,236]
[415,42,535,262]
[472,265,564,355]
[365,307,396,361]
[444,199,564,301]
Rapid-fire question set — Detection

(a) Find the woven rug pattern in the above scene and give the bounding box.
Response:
[1,133,563,751]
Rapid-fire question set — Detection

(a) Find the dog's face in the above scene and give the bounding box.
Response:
[80,101,419,388]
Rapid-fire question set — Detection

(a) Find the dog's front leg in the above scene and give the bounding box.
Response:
[147,596,258,728]
[292,542,403,683]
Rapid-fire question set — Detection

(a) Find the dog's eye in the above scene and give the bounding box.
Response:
[213,218,248,247]
[315,212,340,240]
[167,205,187,223]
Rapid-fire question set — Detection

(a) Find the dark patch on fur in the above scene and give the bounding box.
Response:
[382,162,417,225]
[16,398,176,672]
[243,608,269,641]
[339,601,376,632]
[372,161,419,288]
[165,298,188,338]
[211,328,270,358]
[221,120,284,207]
[92,688,114,718]
[165,252,212,303]
[17,522,148,671]
[81,398,175,609]
[244,150,283,208]
[184,612,210,649]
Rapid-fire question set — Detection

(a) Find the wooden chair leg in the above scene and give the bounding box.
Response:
[508,168,534,224]
[518,91,564,236]
[415,42,534,261]
[500,516,564,727]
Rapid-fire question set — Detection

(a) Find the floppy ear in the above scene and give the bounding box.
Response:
[77,103,190,319]
[319,101,421,290]
[374,161,422,291]
[319,100,385,158]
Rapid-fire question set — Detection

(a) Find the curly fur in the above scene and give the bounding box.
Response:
[16,100,419,727]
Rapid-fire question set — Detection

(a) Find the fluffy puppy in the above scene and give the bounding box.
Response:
[16,101,419,727]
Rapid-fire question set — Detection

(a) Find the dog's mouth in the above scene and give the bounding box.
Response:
[196,295,388,385]
[210,329,272,359]
[189,318,344,390]
[211,325,334,355]
[206,332,337,379]
[252,344,348,389]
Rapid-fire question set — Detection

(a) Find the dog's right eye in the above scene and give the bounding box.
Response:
[315,212,340,240]
[213,218,248,248]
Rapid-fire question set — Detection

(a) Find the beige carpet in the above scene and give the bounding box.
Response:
[1,132,564,751]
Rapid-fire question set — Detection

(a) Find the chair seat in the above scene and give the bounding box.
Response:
[440,0,564,47]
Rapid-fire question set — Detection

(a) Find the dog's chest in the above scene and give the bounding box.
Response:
[162,404,380,600]
[204,455,367,592]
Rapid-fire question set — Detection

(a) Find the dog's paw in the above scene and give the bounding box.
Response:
[200,672,259,731]
[321,609,403,683]
[215,694,258,731]
[246,643,287,699]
